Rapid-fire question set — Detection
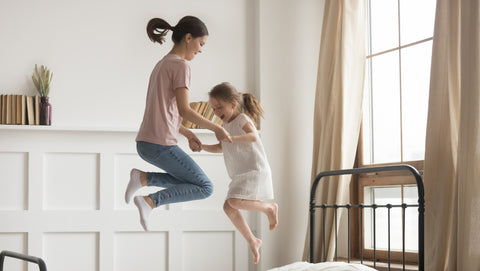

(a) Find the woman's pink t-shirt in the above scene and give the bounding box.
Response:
[136,54,190,145]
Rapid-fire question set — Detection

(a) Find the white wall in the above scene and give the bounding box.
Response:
[0,0,258,128]
[1,0,325,269]
[258,0,324,269]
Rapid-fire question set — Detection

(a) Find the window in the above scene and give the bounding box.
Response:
[354,0,436,265]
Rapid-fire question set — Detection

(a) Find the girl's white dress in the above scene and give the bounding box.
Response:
[221,113,274,200]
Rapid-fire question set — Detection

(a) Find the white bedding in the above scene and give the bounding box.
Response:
[268,261,377,271]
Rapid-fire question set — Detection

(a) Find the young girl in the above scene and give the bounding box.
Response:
[202,82,278,264]
[124,16,231,231]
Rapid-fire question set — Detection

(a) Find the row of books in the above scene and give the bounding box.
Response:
[0,94,41,125]
[182,101,223,129]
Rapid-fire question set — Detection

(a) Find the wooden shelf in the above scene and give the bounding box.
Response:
[0,125,214,134]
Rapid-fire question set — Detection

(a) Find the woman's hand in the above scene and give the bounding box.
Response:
[187,134,202,152]
[179,125,202,152]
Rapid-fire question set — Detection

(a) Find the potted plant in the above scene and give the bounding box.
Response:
[32,64,53,125]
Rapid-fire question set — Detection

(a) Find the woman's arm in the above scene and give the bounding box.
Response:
[202,143,223,153]
[231,121,258,143]
[175,87,232,142]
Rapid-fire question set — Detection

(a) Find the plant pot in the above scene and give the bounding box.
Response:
[40,97,52,125]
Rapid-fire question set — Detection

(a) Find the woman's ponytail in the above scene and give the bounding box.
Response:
[146,18,173,44]
[146,16,208,45]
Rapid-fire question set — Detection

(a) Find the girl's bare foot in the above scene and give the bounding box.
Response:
[249,238,262,264]
[267,203,279,230]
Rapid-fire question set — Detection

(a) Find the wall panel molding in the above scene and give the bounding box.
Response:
[0,128,251,271]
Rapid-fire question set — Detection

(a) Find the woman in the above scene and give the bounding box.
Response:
[124,16,231,231]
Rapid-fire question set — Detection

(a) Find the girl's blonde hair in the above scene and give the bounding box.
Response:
[209,82,264,126]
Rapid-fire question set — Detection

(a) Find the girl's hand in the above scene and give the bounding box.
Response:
[188,135,202,152]
[215,127,232,143]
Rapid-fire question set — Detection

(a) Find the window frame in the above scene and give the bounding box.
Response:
[351,0,434,263]
[357,160,423,265]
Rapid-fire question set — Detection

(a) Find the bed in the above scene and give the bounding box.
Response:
[269,165,425,271]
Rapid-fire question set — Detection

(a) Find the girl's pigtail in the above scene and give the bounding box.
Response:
[242,93,264,127]
[147,18,173,44]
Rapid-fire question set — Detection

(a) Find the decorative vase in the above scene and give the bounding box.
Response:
[39,97,52,125]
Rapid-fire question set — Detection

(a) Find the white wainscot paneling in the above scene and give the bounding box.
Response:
[0,152,27,210]
[43,232,99,271]
[114,153,167,211]
[0,233,28,271]
[0,128,253,271]
[114,232,168,271]
[183,231,235,271]
[43,153,99,210]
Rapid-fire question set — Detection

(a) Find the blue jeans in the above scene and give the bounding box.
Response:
[136,141,213,207]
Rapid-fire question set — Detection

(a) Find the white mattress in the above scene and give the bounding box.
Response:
[268,261,377,271]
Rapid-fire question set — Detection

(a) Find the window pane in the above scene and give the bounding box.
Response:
[401,41,432,161]
[374,187,402,250]
[364,186,403,250]
[403,185,418,205]
[404,185,419,251]
[370,0,399,54]
[363,61,373,164]
[364,186,418,252]
[371,51,401,164]
[399,0,436,45]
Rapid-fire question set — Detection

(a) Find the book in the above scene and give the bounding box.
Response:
[21,95,26,125]
[0,95,3,124]
[6,95,12,124]
[11,95,17,124]
[197,101,207,115]
[16,95,26,125]
[197,102,214,129]
[203,102,214,121]
[193,102,208,128]
[1,95,7,124]
[26,96,35,125]
[35,96,40,125]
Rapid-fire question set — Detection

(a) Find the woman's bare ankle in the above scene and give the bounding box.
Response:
[140,172,148,186]
[144,196,155,208]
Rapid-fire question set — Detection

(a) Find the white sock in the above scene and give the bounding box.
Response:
[125,168,143,204]
[134,196,152,231]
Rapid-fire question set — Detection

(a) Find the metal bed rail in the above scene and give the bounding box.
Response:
[309,164,425,271]
[0,250,47,271]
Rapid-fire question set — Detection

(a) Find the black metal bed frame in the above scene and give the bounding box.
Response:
[0,250,47,271]
[309,164,425,271]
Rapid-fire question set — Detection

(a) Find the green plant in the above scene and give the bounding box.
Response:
[32,64,53,97]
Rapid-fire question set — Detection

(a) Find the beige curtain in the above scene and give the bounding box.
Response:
[303,0,366,262]
[424,0,480,270]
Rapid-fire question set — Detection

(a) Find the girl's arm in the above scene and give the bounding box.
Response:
[202,143,223,153]
[175,87,232,143]
[231,121,258,143]
[179,125,202,152]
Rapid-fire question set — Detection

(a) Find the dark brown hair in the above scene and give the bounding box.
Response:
[209,82,264,125]
[146,16,208,45]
